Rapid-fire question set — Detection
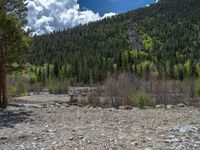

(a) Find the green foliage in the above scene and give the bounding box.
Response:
[129,91,156,108]
[141,32,153,50]
[0,0,31,65]
[28,0,200,84]
[7,75,29,97]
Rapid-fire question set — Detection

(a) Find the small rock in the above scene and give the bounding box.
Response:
[20,145,25,150]
[119,105,132,110]
[55,103,64,108]
[194,141,200,145]
[131,141,139,146]
[168,135,175,139]
[69,137,74,140]
[107,108,116,111]
[179,126,199,133]
[52,141,57,145]
[171,138,181,143]
[146,137,152,141]
[193,144,200,148]
[85,105,91,108]
[33,137,38,140]
[132,141,139,146]
[155,104,165,108]
[164,139,172,143]
[180,136,189,142]
[177,103,186,107]
[87,139,91,144]
[166,105,175,109]
[175,145,186,150]
[23,104,43,108]
[0,137,8,140]
[77,135,84,139]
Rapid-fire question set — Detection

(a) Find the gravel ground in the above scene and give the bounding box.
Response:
[0,95,200,150]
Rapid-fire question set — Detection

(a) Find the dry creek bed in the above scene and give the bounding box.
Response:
[0,94,200,150]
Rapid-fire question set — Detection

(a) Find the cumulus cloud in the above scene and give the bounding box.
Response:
[26,0,116,35]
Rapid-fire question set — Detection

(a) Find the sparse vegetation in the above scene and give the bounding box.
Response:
[129,91,155,108]
[48,80,69,94]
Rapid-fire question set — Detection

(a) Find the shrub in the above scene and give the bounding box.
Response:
[103,73,138,108]
[130,91,155,108]
[7,76,29,97]
[48,80,69,94]
[87,92,101,107]
[195,80,200,97]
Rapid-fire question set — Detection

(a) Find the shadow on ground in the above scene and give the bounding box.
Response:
[0,109,33,128]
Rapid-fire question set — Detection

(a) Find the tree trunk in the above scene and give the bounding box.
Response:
[0,41,7,108]
[0,41,2,105]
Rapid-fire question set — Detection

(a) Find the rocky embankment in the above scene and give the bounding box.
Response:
[0,94,200,150]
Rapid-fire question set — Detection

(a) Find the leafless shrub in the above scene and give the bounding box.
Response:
[102,73,138,108]
[141,77,199,105]
[76,72,200,108]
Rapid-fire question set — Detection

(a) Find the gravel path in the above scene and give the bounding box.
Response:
[0,95,200,150]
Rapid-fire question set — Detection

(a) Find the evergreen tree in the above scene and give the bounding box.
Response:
[0,0,30,107]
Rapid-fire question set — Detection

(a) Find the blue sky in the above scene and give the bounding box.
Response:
[79,0,156,15]
[27,0,157,35]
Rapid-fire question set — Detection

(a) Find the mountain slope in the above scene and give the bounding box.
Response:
[29,0,200,83]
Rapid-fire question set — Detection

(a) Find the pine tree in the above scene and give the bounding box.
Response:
[0,0,30,108]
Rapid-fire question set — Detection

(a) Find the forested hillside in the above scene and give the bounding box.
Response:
[29,0,200,84]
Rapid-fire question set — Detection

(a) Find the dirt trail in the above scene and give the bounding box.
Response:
[0,94,200,150]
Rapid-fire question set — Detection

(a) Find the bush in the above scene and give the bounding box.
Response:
[103,73,138,108]
[48,80,69,94]
[195,80,200,97]
[7,76,29,97]
[129,91,155,108]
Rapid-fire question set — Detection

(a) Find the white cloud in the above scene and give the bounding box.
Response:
[26,0,116,35]
[102,12,116,19]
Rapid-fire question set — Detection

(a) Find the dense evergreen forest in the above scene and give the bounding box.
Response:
[29,0,200,84]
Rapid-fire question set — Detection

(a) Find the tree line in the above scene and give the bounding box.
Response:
[29,0,200,84]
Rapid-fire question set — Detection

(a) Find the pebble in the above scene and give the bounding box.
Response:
[1,96,200,150]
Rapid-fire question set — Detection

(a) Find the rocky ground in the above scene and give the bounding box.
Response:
[0,94,200,150]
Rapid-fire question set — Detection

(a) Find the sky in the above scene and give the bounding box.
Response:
[79,0,156,15]
[26,0,157,35]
